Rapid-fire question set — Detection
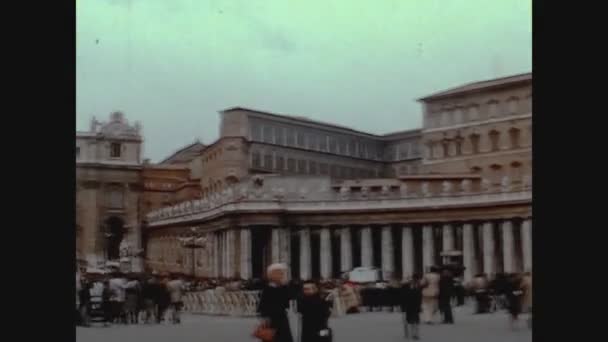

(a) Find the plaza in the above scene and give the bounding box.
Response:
[76,306,531,342]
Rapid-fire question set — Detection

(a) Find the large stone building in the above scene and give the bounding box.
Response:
[142,72,532,283]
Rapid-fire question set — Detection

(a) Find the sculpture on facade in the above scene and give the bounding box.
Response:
[360,186,369,198]
[460,179,472,193]
[501,176,512,191]
[421,182,431,197]
[442,181,453,194]
[380,185,390,197]
[339,186,350,199]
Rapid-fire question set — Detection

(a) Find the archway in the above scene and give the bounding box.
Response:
[105,216,125,260]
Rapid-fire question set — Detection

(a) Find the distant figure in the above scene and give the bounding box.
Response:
[421,266,440,324]
[109,273,128,323]
[439,269,455,324]
[156,276,171,324]
[297,281,332,342]
[400,274,424,340]
[505,274,524,329]
[101,280,114,326]
[256,263,294,342]
[472,273,490,314]
[166,274,185,324]
[124,275,141,324]
[141,277,157,324]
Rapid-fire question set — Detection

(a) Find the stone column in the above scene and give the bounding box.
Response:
[213,233,220,278]
[502,221,516,273]
[462,224,475,283]
[442,224,454,253]
[226,229,237,278]
[240,228,252,279]
[381,226,395,280]
[340,227,353,273]
[271,228,281,264]
[320,228,332,280]
[422,225,434,272]
[299,228,312,280]
[360,227,373,267]
[279,229,291,268]
[401,226,415,280]
[482,222,495,277]
[521,219,533,272]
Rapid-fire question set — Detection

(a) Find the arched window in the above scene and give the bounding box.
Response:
[489,130,501,151]
[455,136,464,155]
[441,139,450,157]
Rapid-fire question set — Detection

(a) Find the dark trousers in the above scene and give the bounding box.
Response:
[157,304,168,323]
[439,300,454,324]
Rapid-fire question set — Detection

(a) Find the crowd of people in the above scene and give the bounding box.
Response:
[76,271,186,327]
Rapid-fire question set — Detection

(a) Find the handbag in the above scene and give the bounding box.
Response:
[253,321,275,342]
[319,327,333,342]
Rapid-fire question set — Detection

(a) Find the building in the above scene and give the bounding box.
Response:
[143,72,533,283]
[76,111,144,271]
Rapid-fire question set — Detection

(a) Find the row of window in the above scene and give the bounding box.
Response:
[250,122,383,160]
[384,141,421,161]
[427,128,525,158]
[75,142,123,159]
[250,151,380,178]
[426,95,531,129]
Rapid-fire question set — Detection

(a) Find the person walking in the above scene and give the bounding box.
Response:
[78,279,92,327]
[109,272,128,324]
[167,274,185,324]
[124,275,141,324]
[256,263,294,342]
[439,269,455,324]
[141,277,157,324]
[505,273,524,329]
[101,280,114,327]
[421,266,440,324]
[297,281,332,342]
[156,276,171,324]
[400,274,424,340]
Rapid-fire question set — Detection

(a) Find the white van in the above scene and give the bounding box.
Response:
[347,267,382,283]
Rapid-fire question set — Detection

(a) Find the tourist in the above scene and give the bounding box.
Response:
[101,280,114,326]
[297,281,332,342]
[472,273,490,314]
[78,279,92,327]
[109,272,128,324]
[439,268,455,324]
[140,277,157,324]
[124,274,141,324]
[421,266,440,324]
[167,273,185,324]
[505,273,524,329]
[400,274,424,340]
[256,263,294,342]
[157,275,171,324]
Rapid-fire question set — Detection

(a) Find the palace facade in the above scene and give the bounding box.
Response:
[76,72,532,283]
[143,73,532,283]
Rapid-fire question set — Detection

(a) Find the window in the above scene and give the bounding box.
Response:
[287,158,296,172]
[507,97,520,115]
[110,143,122,158]
[468,105,480,121]
[329,137,337,153]
[276,156,285,171]
[453,107,464,124]
[251,123,262,141]
[470,134,480,154]
[76,146,80,159]
[263,126,273,143]
[106,186,124,208]
[308,161,317,175]
[286,128,295,146]
[263,154,273,169]
[276,127,285,145]
[400,144,409,160]
[489,130,501,151]
[296,132,305,147]
[487,100,499,118]
[251,151,261,168]
[509,128,521,149]
[297,160,306,173]
[319,163,329,175]
[330,165,339,177]
[455,137,463,155]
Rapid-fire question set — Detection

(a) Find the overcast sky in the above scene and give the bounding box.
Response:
[76,0,531,162]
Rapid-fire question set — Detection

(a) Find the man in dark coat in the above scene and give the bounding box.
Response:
[257,264,293,342]
[400,274,423,340]
[439,269,455,324]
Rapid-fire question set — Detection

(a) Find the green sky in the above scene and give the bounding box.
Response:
[76,0,531,161]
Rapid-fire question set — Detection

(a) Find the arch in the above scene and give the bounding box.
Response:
[105,216,125,260]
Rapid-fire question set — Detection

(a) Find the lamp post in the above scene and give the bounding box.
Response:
[180,227,207,278]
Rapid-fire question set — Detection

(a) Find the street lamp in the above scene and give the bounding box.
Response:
[179,227,207,278]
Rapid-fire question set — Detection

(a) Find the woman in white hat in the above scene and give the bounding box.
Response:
[256,263,293,342]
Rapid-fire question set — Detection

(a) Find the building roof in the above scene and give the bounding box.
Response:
[417,72,532,102]
[220,106,385,138]
[159,141,206,165]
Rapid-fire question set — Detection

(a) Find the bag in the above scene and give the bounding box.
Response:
[319,327,333,342]
[253,322,275,342]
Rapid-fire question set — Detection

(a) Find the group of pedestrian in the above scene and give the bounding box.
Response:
[77,272,185,327]
[256,263,333,342]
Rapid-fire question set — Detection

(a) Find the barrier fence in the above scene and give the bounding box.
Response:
[181,289,349,317]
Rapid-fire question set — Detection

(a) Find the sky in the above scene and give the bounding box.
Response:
[76,0,531,162]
